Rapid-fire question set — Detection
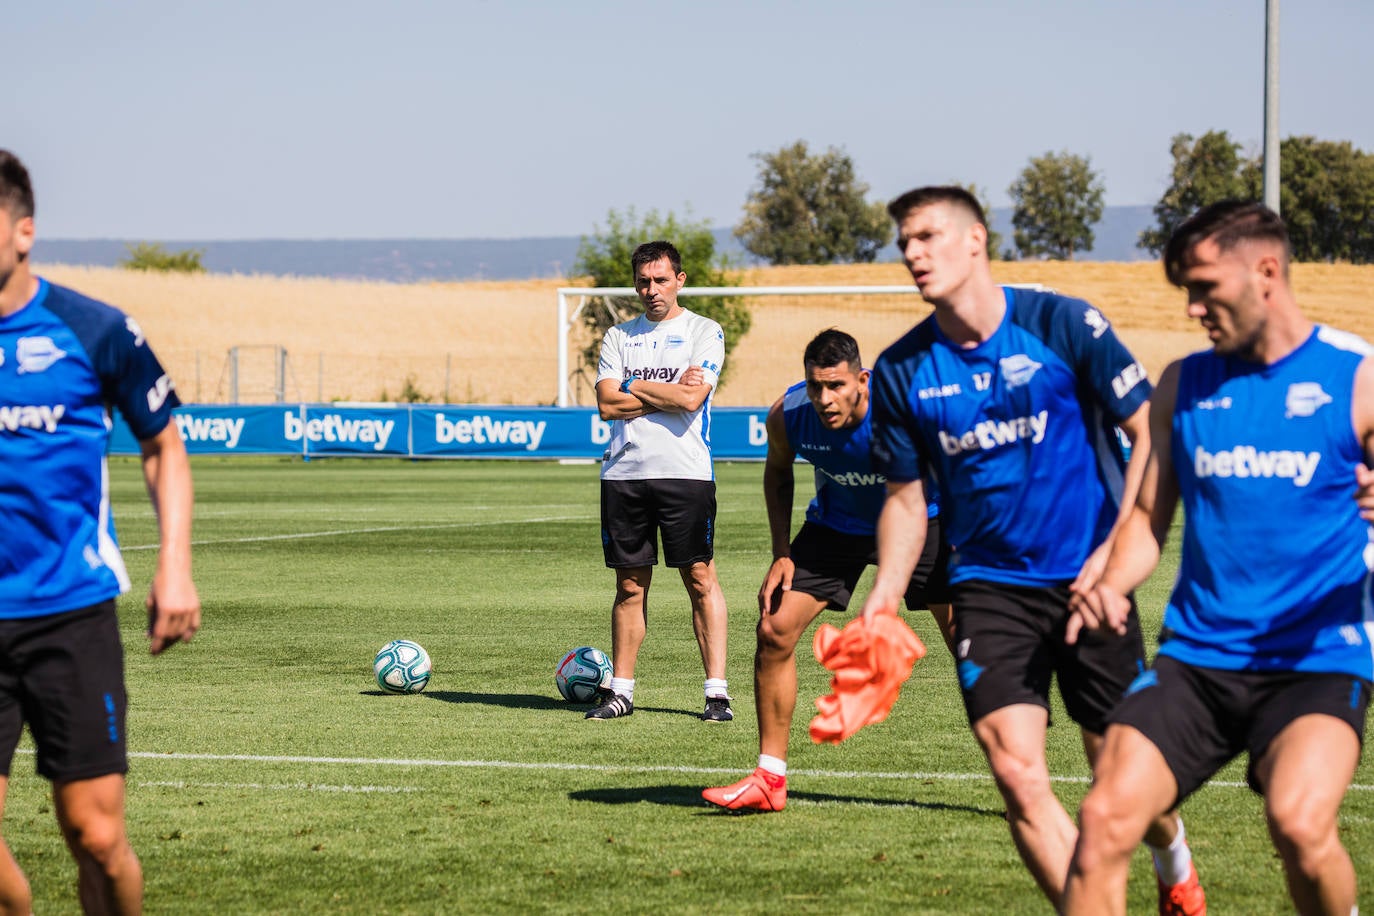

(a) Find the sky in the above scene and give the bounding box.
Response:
[9,0,1373,240]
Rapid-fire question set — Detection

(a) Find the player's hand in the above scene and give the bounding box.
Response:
[146,569,202,655]
[1356,464,1374,522]
[759,556,794,614]
[1065,583,1130,645]
[680,366,705,387]
[858,589,900,627]
[1069,539,1113,597]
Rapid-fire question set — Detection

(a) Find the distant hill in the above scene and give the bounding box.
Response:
[33,206,1156,283]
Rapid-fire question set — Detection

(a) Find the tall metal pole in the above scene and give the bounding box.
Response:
[1263,0,1281,213]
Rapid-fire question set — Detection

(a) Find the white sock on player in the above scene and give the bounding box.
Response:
[704,678,729,700]
[1148,816,1193,886]
[757,754,787,778]
[610,677,635,702]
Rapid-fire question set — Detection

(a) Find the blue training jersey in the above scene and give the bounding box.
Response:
[0,279,181,618]
[871,286,1150,586]
[782,375,937,537]
[1160,326,1374,678]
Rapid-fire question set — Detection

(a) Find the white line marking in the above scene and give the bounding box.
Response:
[122,514,594,550]
[137,780,418,793]
[113,752,1374,792]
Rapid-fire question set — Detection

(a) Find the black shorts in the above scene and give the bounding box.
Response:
[601,478,716,568]
[789,517,951,612]
[0,601,129,782]
[1109,654,1372,804]
[951,579,1144,734]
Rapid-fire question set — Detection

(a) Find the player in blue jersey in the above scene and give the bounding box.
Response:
[0,150,200,915]
[1063,202,1373,916]
[859,186,1204,913]
[702,329,952,812]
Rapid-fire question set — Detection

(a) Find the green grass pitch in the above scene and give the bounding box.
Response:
[5,458,1369,913]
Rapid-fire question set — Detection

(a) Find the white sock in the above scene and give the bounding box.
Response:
[610,677,635,702]
[704,678,730,700]
[1148,817,1193,886]
[757,754,787,778]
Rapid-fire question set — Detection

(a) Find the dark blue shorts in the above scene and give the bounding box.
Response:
[788,517,951,611]
[601,478,716,568]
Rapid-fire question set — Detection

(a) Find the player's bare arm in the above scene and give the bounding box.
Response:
[1351,357,1374,521]
[140,422,201,655]
[622,370,714,414]
[1070,399,1151,597]
[858,477,928,624]
[1068,362,1183,643]
[759,398,797,613]
[595,378,658,420]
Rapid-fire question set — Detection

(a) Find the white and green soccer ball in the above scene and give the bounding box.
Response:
[555,645,613,703]
[374,639,432,694]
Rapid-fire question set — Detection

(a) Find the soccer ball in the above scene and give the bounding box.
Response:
[374,639,432,694]
[555,646,612,703]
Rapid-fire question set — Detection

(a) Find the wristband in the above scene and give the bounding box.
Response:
[620,378,635,393]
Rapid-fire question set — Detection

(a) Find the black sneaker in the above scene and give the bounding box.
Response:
[703,696,734,722]
[585,693,633,720]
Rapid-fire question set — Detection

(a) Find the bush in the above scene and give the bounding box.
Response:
[120,242,207,273]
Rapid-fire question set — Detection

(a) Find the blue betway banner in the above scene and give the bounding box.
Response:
[109,405,771,460]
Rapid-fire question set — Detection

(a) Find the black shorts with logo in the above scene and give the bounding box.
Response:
[0,600,129,782]
[601,478,716,568]
[1109,654,1371,804]
[789,517,951,612]
[951,579,1144,734]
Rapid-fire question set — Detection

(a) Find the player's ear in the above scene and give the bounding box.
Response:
[14,215,34,258]
[968,221,988,257]
[857,367,871,386]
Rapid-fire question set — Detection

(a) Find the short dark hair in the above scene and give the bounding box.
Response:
[887,185,985,227]
[0,150,35,221]
[1164,200,1290,285]
[803,328,862,371]
[630,240,683,276]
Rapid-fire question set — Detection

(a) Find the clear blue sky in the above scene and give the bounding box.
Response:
[9,0,1371,240]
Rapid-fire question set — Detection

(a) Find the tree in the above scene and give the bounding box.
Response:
[573,207,750,376]
[120,242,206,273]
[1278,136,1374,264]
[1008,151,1105,260]
[1140,131,1260,255]
[734,141,891,264]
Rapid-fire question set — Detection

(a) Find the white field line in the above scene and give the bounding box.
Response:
[137,780,419,793]
[121,514,596,550]
[72,751,1367,793]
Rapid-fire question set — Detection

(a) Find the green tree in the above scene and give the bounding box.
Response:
[1140,131,1260,255]
[1278,136,1374,263]
[573,207,749,375]
[734,140,891,264]
[120,242,206,273]
[1008,151,1105,260]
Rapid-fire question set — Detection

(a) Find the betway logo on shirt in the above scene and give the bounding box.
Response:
[1193,445,1321,487]
[818,467,885,488]
[624,367,681,383]
[938,410,1048,456]
[0,403,66,433]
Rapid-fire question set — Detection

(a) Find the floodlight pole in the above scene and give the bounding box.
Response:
[1262,0,1280,214]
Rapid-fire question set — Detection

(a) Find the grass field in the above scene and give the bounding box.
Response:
[6,459,1371,914]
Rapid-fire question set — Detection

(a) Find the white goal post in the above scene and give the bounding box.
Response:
[556,284,1045,407]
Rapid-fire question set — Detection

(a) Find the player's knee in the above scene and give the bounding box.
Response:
[755,615,797,660]
[1266,797,1339,866]
[984,749,1052,815]
[1076,788,1142,861]
[63,817,128,870]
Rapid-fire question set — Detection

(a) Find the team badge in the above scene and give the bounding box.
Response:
[999,354,1042,388]
[16,337,67,373]
[1285,382,1332,418]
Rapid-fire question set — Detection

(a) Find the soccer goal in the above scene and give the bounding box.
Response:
[555,284,1046,408]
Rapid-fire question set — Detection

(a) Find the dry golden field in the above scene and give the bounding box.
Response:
[34,261,1374,407]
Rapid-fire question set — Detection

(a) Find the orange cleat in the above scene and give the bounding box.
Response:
[702,768,787,812]
[1158,862,1206,916]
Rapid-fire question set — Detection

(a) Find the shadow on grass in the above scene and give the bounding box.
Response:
[358,690,705,719]
[569,785,1003,817]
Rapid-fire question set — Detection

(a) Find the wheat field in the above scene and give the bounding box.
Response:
[34,260,1374,407]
